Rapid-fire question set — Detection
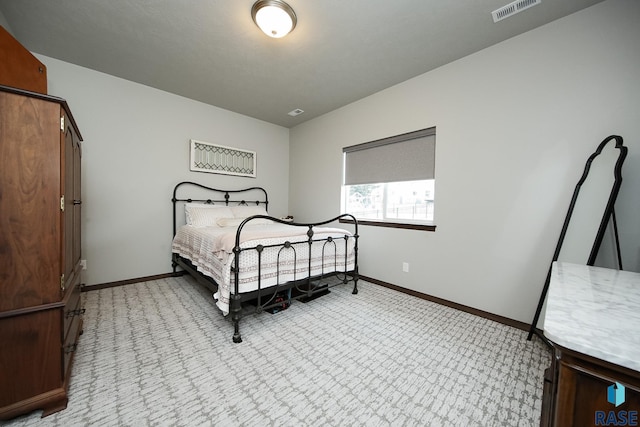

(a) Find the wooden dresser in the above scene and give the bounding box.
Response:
[541,262,640,426]
[0,84,84,419]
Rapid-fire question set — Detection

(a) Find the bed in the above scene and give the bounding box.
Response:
[170,181,359,343]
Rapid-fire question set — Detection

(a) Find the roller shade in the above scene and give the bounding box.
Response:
[343,127,435,185]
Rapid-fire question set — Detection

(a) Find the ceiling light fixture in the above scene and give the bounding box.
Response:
[251,0,297,38]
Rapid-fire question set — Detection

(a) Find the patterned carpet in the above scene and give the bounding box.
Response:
[5,276,551,426]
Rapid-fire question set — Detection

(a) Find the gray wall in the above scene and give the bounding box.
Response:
[38,56,290,286]
[0,10,10,31]
[288,0,640,324]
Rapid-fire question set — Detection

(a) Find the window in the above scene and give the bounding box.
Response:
[341,127,435,230]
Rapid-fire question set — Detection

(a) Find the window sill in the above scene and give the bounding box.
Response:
[339,218,436,232]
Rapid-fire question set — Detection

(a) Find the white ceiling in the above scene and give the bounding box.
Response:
[0,0,604,128]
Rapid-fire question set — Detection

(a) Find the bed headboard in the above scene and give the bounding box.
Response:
[171,181,269,237]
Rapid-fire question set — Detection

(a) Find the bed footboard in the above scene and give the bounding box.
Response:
[230,213,359,343]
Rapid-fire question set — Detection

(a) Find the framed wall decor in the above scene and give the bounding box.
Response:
[189,139,256,178]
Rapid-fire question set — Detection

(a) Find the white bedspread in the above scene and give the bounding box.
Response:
[172,223,355,315]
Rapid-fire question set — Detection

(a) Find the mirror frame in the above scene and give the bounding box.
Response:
[527,135,627,341]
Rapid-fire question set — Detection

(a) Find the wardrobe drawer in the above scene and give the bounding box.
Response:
[62,309,82,376]
[63,283,82,339]
[0,310,62,408]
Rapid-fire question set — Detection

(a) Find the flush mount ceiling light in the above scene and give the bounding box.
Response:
[251,0,297,38]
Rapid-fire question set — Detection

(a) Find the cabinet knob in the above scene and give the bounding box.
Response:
[73,200,82,205]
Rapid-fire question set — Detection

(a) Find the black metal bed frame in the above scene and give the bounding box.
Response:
[171,181,359,343]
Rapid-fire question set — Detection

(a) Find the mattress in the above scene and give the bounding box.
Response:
[172,223,355,315]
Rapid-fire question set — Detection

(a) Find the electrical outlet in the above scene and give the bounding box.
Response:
[402,262,409,273]
[80,259,87,270]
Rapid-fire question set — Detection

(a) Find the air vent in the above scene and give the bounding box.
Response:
[492,0,541,23]
[288,108,304,117]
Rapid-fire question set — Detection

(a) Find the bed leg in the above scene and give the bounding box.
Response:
[233,325,242,343]
[352,272,359,295]
[171,254,178,275]
[230,294,243,343]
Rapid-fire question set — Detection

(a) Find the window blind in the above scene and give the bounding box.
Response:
[343,127,435,186]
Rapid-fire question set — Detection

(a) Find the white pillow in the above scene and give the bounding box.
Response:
[185,204,234,227]
[216,217,273,227]
[231,205,268,218]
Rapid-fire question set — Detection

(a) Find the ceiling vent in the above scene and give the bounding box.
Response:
[492,0,541,23]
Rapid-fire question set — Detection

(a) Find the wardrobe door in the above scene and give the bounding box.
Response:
[62,111,81,293]
[73,133,82,270]
[0,92,62,311]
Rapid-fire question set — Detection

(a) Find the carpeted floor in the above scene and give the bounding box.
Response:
[4,276,551,426]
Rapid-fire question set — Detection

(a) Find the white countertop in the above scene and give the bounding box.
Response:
[544,261,640,372]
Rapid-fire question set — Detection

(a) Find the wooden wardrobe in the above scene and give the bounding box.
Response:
[0,84,84,419]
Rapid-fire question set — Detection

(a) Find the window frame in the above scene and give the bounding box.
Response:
[341,127,436,232]
[338,216,436,231]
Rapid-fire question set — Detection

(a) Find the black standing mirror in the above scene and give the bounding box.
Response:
[528,135,628,341]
